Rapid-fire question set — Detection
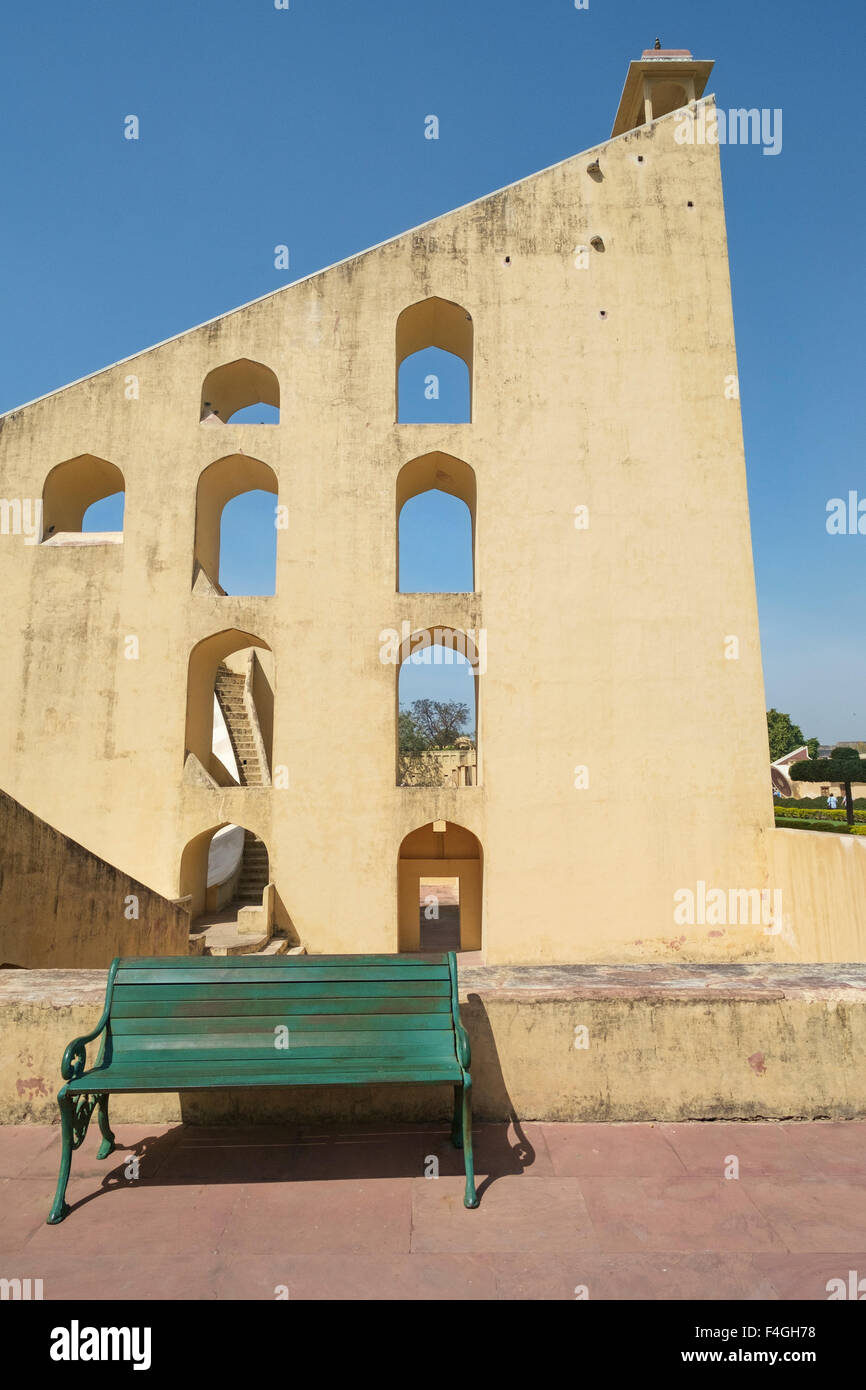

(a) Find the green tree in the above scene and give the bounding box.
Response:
[398,709,428,754]
[406,698,470,749]
[767,709,806,762]
[806,737,820,759]
[787,747,863,825]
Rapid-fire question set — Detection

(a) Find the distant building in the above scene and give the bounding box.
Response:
[819,741,866,759]
[775,743,866,802]
[771,746,809,797]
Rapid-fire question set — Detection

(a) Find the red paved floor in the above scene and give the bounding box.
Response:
[1,1120,864,1300]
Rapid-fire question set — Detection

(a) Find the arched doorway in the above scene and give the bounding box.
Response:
[193,454,279,595]
[183,628,274,786]
[395,452,476,592]
[396,625,480,788]
[179,822,272,946]
[397,821,482,953]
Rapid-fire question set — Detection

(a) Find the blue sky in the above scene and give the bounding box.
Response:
[2,1,864,741]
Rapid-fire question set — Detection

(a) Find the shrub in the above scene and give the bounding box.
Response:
[775,817,849,833]
[775,796,866,810]
[775,817,866,836]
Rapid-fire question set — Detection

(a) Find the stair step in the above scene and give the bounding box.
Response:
[255,937,288,956]
[216,657,268,793]
[199,928,271,956]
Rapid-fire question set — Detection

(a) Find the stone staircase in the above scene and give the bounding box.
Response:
[214,664,265,786]
[191,919,289,956]
[237,830,269,902]
[190,830,282,957]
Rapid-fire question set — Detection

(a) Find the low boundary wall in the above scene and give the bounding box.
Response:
[3,963,865,1125]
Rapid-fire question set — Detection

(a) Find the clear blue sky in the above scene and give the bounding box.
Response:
[2,1,864,741]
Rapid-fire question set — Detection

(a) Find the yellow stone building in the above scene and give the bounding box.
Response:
[2,49,865,968]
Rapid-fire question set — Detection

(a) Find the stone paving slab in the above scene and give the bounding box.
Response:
[1,1120,864,1300]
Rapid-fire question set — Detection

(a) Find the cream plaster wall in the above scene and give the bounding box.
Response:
[1,96,861,963]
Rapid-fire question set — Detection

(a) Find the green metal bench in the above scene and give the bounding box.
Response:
[47,951,478,1222]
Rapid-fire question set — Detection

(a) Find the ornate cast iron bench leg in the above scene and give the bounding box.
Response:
[451,1084,463,1148]
[47,1089,108,1223]
[461,1077,478,1208]
[95,1093,115,1160]
[47,1090,75,1225]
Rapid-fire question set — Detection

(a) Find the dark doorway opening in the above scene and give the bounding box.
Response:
[419,875,460,951]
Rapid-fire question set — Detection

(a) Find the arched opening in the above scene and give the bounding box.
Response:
[41,455,125,545]
[200,358,280,425]
[397,348,471,424]
[179,822,271,932]
[397,626,480,787]
[183,629,274,787]
[193,454,278,595]
[396,452,476,593]
[649,81,689,121]
[395,296,473,422]
[398,821,482,953]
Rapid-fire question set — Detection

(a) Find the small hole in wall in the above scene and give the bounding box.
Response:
[687,201,694,207]
[598,310,607,320]
[504,256,511,264]
[636,155,644,163]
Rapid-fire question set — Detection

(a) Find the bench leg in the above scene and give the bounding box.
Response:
[95,1093,116,1160]
[451,1084,463,1148]
[461,1077,479,1209]
[47,1090,75,1224]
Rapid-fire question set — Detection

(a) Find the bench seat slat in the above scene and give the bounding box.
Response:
[112,981,450,1000]
[116,966,450,985]
[112,1013,453,1033]
[110,996,452,1019]
[113,1042,457,1063]
[66,1060,463,1091]
[113,1028,456,1048]
[78,1056,462,1075]
[117,953,448,968]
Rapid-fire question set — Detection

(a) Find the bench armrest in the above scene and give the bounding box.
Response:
[447,952,471,1072]
[60,1021,108,1081]
[59,959,120,1082]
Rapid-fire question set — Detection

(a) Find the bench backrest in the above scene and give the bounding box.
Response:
[102,953,460,1071]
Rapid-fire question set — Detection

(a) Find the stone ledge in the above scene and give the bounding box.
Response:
[0,969,109,1007]
[459,962,866,1003]
[6,962,866,1009]
[4,964,865,1126]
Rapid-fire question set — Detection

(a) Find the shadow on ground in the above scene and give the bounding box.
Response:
[58,1114,536,1219]
[53,993,532,1218]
